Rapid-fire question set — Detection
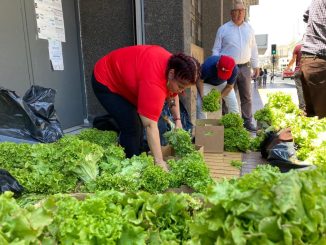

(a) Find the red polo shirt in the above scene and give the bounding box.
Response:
[94,45,172,121]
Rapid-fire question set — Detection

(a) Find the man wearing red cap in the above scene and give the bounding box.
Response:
[197,55,239,118]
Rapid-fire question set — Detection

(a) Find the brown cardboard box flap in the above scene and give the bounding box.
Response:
[196,119,221,126]
[195,119,224,153]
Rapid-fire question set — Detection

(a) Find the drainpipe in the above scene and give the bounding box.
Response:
[135,0,145,44]
[221,0,223,25]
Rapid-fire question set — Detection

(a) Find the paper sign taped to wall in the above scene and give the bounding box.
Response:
[34,0,65,42]
[48,40,64,70]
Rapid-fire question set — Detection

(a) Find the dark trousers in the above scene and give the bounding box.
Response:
[234,65,253,123]
[91,74,144,158]
[300,57,326,119]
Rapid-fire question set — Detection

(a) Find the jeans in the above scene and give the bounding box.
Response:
[300,57,326,118]
[91,74,144,158]
[196,92,206,119]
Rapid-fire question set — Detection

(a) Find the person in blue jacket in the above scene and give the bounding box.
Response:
[197,55,239,119]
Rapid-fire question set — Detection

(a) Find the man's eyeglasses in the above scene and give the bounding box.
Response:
[177,81,186,91]
[232,8,246,13]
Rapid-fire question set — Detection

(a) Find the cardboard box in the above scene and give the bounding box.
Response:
[195,119,224,153]
[206,110,222,119]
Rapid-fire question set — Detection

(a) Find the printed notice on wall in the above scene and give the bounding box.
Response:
[48,40,64,70]
[34,0,66,42]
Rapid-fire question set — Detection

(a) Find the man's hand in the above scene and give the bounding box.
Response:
[252,68,259,79]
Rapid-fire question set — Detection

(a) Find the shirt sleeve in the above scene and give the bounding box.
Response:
[250,27,259,68]
[293,45,301,55]
[137,81,166,122]
[200,61,209,80]
[212,27,223,56]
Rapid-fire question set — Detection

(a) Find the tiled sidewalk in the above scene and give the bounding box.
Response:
[209,79,298,179]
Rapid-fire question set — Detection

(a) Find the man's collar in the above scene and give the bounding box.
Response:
[230,20,245,27]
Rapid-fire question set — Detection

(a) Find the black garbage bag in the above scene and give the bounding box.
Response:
[0,86,63,143]
[260,128,312,172]
[0,169,24,197]
[260,128,293,159]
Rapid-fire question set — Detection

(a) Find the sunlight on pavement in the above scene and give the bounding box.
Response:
[257,88,299,106]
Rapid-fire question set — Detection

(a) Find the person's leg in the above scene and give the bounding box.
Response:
[236,66,253,124]
[300,71,315,117]
[196,91,206,119]
[257,76,262,87]
[92,75,143,158]
[216,82,239,114]
[293,70,305,110]
[301,58,326,118]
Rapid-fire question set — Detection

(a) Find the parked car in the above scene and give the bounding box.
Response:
[282,70,295,80]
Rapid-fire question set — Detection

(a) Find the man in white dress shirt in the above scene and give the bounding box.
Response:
[212,0,259,132]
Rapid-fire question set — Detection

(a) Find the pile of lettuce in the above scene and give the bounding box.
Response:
[89,128,213,194]
[1,190,203,244]
[0,136,104,194]
[189,165,326,244]
[254,92,326,166]
[202,88,221,112]
[220,113,263,152]
[0,128,213,195]
[2,164,326,244]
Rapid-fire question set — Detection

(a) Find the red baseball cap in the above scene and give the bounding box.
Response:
[217,55,236,80]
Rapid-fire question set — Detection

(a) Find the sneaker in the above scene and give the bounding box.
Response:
[244,122,257,132]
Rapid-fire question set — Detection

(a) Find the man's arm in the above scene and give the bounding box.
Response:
[196,79,204,98]
[286,54,297,70]
[250,27,259,77]
[212,27,223,56]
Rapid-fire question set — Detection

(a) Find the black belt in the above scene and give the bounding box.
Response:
[301,52,326,60]
[237,62,250,67]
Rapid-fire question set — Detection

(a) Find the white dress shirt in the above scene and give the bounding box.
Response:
[212,21,259,68]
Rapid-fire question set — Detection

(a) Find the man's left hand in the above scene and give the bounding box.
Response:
[252,68,259,79]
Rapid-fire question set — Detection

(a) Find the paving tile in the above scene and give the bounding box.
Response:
[204,152,241,180]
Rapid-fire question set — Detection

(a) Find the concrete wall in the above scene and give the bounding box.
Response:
[202,0,233,59]
[143,0,186,53]
[143,0,194,118]
[78,0,135,121]
[202,0,220,59]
